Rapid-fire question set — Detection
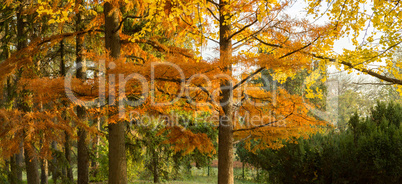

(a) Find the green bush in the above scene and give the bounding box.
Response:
[237,101,402,184]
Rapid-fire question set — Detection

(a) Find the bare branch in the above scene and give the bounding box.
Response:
[278,36,320,59]
[114,15,145,33]
[352,82,394,85]
[206,0,219,7]
[207,7,220,21]
[308,53,402,85]
[228,18,258,40]
[232,67,266,90]
[196,85,217,106]
[205,36,219,44]
[233,133,252,145]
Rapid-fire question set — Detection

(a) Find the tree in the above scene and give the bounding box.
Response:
[305,0,402,86]
[76,0,90,183]
[163,1,336,183]
[104,1,128,183]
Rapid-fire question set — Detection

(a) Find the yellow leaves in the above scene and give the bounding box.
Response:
[304,68,325,100]
[36,0,73,25]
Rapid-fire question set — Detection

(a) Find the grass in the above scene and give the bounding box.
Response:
[131,175,257,184]
[131,167,259,184]
[19,165,259,184]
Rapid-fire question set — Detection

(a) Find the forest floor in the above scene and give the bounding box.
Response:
[131,166,259,184]
[132,175,257,184]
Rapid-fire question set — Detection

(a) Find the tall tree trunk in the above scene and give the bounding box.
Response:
[49,40,63,184]
[17,0,40,183]
[9,153,22,184]
[24,144,40,184]
[105,2,127,184]
[64,134,74,182]
[59,38,74,182]
[217,0,234,183]
[14,3,24,183]
[9,140,23,184]
[76,0,89,183]
[4,21,23,184]
[51,141,60,183]
[16,145,23,183]
[91,117,101,178]
[77,125,88,184]
[40,158,48,184]
[152,149,159,183]
[242,162,245,179]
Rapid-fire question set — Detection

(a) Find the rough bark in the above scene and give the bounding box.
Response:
[76,0,89,183]
[77,126,89,184]
[24,144,40,184]
[105,2,128,183]
[217,0,234,183]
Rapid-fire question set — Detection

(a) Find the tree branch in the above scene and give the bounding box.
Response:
[233,103,295,132]
[114,15,145,33]
[232,35,319,90]
[228,18,258,40]
[207,7,220,21]
[232,67,266,90]
[352,82,394,85]
[206,0,219,7]
[308,53,402,85]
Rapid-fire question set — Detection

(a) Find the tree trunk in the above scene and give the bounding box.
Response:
[77,127,89,184]
[17,0,40,183]
[24,144,40,184]
[152,149,159,183]
[105,2,127,183]
[10,152,23,184]
[76,0,89,183]
[64,133,74,182]
[40,158,48,184]
[91,117,101,178]
[217,106,234,184]
[16,145,23,182]
[51,141,60,183]
[217,0,234,183]
[59,37,73,183]
[5,21,23,184]
[242,162,245,179]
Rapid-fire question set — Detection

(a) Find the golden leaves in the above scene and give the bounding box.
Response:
[160,126,216,155]
[234,87,326,150]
